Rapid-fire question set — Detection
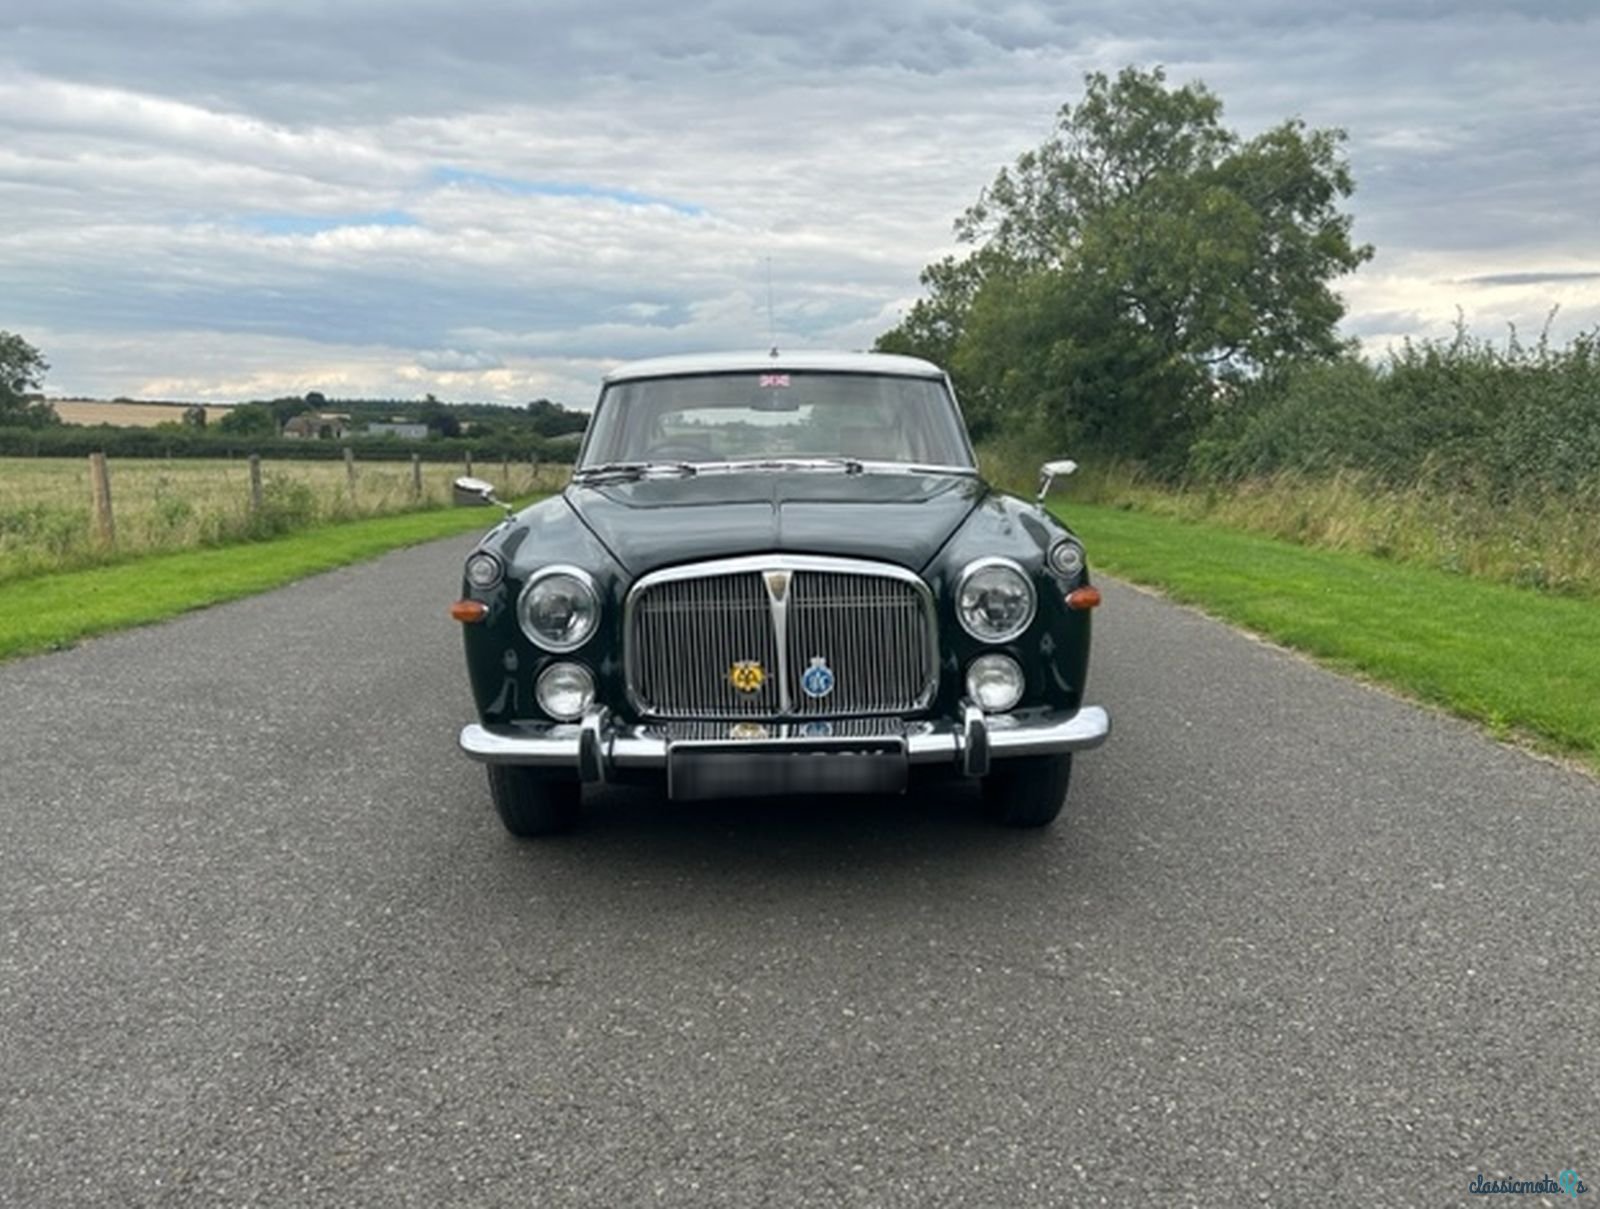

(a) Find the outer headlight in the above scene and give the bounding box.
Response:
[967,653,1025,712]
[536,662,595,721]
[955,557,1036,643]
[517,566,601,652]
[1048,539,1085,578]
[464,551,504,590]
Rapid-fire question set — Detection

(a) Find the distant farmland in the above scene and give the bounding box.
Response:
[49,399,232,427]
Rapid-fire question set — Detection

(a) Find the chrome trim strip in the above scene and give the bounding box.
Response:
[764,570,794,714]
[623,554,939,721]
[459,705,1111,771]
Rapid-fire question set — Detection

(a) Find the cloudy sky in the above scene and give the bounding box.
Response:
[3,1,1597,406]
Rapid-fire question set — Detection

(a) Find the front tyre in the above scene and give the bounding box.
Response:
[487,765,581,837]
[981,755,1072,828]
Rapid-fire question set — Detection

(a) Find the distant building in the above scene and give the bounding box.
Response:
[365,421,429,440]
[282,412,350,439]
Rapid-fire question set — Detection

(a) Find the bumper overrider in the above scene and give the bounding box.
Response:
[459,704,1111,800]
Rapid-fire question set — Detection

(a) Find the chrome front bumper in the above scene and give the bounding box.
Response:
[458,704,1110,784]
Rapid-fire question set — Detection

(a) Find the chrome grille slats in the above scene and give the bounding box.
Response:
[631,570,778,718]
[626,556,937,720]
[787,571,928,716]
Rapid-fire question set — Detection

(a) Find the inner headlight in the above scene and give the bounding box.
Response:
[536,662,595,721]
[967,653,1025,712]
[517,566,600,652]
[956,558,1036,643]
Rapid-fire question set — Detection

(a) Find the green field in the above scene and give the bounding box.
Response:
[1057,501,1600,772]
[0,455,563,583]
[0,505,527,660]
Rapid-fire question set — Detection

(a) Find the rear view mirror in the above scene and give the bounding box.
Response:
[1037,459,1078,504]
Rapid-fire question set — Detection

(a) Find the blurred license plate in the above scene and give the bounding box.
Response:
[667,744,907,801]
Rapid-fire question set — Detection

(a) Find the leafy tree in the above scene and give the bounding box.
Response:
[258,396,312,431]
[182,404,207,429]
[419,396,461,438]
[524,397,590,438]
[217,402,279,436]
[877,66,1371,466]
[304,390,327,409]
[0,331,58,428]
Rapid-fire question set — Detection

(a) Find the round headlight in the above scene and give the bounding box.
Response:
[956,558,1036,643]
[1048,539,1084,578]
[517,566,600,652]
[967,654,1025,712]
[536,662,595,721]
[464,551,503,590]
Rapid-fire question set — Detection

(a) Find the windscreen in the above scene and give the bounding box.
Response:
[580,372,973,468]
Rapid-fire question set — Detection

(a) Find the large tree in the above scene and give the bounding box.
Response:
[877,66,1371,464]
[0,331,58,428]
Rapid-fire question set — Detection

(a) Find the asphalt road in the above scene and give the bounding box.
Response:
[2,534,1597,1208]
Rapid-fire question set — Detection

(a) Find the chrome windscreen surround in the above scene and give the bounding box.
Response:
[624,554,939,720]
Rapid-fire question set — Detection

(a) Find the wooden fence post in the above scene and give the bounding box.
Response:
[410,453,422,500]
[88,452,115,546]
[343,447,357,497]
[465,450,474,477]
[501,454,509,487]
[248,454,264,514]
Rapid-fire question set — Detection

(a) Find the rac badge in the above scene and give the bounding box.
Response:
[729,660,765,694]
[801,656,835,700]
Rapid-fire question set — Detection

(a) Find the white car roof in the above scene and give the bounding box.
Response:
[603,350,946,384]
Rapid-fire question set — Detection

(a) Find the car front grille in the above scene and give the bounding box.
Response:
[627,559,936,719]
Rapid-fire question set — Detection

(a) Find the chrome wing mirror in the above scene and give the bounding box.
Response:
[452,476,513,516]
[1036,459,1078,505]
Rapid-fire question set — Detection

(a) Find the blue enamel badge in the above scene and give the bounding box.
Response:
[801,656,835,699]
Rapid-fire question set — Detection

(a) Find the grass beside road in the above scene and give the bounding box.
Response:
[0,505,521,661]
[1056,501,1600,772]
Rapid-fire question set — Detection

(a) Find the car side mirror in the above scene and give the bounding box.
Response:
[1036,459,1077,505]
[453,476,512,515]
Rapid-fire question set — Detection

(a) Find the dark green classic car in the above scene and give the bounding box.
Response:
[452,351,1109,836]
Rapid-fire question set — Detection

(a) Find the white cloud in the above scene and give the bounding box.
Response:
[415,348,505,372]
[2,1,1597,401]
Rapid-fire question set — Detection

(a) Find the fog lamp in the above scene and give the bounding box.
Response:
[966,653,1025,713]
[536,662,595,721]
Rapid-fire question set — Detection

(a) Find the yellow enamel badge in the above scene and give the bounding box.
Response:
[728,660,765,693]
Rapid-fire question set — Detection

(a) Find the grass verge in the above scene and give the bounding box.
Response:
[0,505,524,661]
[1056,501,1600,773]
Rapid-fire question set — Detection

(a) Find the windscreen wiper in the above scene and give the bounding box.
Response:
[572,461,699,484]
[708,457,865,475]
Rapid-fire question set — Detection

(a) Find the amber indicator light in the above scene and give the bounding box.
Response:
[450,599,489,623]
[1065,586,1102,611]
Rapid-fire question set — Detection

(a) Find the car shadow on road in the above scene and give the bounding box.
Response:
[469,771,1122,907]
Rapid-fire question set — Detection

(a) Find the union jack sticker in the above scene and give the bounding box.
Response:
[759,374,791,388]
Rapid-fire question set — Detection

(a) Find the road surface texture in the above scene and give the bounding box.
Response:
[2,534,1596,1208]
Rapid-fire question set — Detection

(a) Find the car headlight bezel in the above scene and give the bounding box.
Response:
[517,565,602,653]
[966,653,1026,712]
[1048,538,1085,579]
[535,661,596,721]
[464,551,504,590]
[955,556,1036,643]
